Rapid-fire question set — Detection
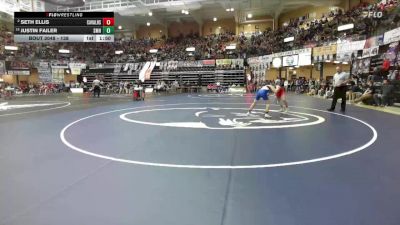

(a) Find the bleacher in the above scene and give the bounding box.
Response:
[81,62,245,88]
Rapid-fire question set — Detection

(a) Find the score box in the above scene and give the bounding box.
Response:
[102,18,114,26]
[14,12,115,42]
[102,26,114,34]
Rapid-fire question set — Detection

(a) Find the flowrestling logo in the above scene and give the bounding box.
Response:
[363,11,383,19]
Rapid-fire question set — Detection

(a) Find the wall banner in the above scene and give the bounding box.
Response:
[313,45,337,56]
[38,61,52,82]
[0,60,5,74]
[383,27,400,45]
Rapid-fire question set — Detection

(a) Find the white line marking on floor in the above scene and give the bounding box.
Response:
[0,101,71,117]
[60,103,378,169]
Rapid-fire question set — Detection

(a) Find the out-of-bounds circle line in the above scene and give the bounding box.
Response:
[119,107,325,129]
[60,103,378,169]
[0,101,71,117]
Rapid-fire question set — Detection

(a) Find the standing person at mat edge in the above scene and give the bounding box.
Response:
[246,84,273,118]
[92,76,101,98]
[327,66,350,112]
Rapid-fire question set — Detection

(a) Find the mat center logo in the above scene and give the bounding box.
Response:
[197,108,306,127]
[120,107,325,129]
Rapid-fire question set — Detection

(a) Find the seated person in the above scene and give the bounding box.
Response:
[172,80,179,88]
[307,85,316,96]
[39,83,48,95]
[155,80,166,92]
[317,87,325,96]
[28,83,36,94]
[388,70,399,80]
[105,83,112,94]
[353,81,375,104]
[373,79,394,106]
[324,86,334,99]
[216,82,222,93]
[346,81,363,101]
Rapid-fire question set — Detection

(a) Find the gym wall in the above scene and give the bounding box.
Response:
[202,18,236,36]
[136,24,168,39]
[278,5,341,28]
[168,21,200,37]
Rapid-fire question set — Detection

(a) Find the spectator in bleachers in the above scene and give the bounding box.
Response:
[373,79,394,106]
[347,80,363,102]
[353,81,376,104]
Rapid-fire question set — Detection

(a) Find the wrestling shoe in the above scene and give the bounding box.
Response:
[264,113,272,118]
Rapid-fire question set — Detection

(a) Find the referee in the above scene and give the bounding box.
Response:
[92,76,101,98]
[327,66,350,113]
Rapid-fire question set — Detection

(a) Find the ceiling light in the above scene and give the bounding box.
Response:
[325,60,331,63]
[149,49,158,53]
[115,50,123,54]
[247,13,253,18]
[213,17,217,22]
[148,11,152,16]
[185,10,189,15]
[59,49,70,54]
[248,24,251,26]
[118,25,122,30]
[146,22,150,26]
[230,8,234,11]
[342,62,349,64]
[334,61,341,64]
[226,45,236,50]
[218,26,221,29]
[338,23,354,31]
[226,9,230,12]
[5,46,18,51]
[182,9,185,13]
[273,58,281,68]
[284,36,294,42]
[186,47,195,52]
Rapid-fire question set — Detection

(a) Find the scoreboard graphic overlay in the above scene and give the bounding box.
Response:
[14,12,114,43]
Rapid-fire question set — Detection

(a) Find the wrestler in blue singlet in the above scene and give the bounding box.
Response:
[255,86,270,101]
[247,85,272,118]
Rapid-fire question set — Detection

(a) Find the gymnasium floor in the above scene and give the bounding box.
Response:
[0,93,399,225]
